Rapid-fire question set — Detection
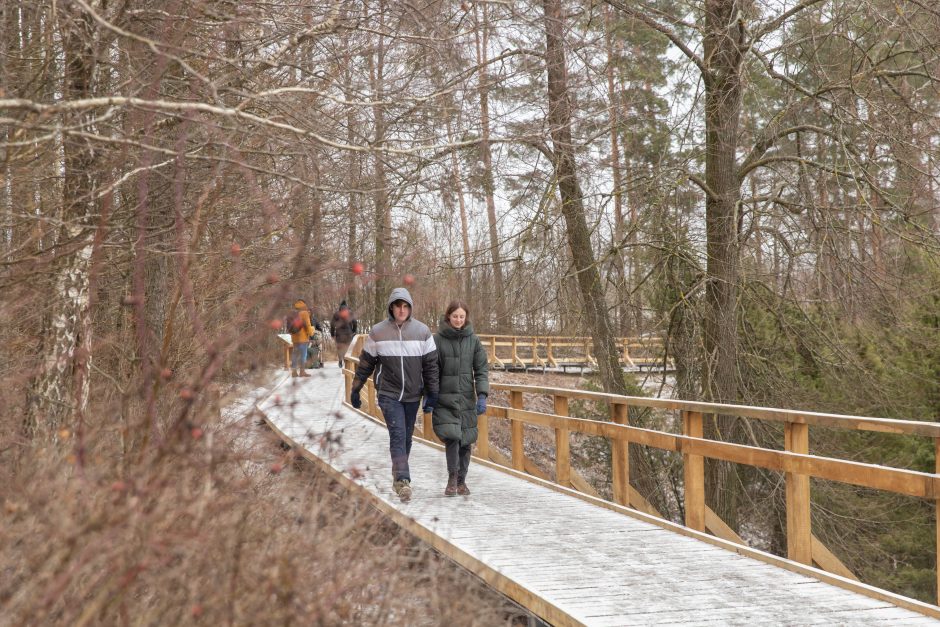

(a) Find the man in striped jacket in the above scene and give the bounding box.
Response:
[350,287,439,502]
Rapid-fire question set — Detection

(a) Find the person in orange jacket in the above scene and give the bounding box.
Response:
[289,299,315,377]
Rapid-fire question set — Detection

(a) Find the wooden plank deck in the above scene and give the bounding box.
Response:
[256,365,939,626]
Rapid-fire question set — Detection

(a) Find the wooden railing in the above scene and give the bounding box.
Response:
[341,334,940,604]
[476,333,669,370]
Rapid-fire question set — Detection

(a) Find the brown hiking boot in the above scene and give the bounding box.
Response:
[444,473,458,497]
[456,479,470,496]
[299,370,311,377]
[291,370,299,377]
[393,479,412,502]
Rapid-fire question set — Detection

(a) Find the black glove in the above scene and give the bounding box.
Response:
[350,386,362,409]
[476,394,487,415]
[423,392,438,414]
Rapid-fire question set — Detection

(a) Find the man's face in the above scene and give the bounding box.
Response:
[391,300,411,323]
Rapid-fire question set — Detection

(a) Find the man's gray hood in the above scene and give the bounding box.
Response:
[387,287,414,320]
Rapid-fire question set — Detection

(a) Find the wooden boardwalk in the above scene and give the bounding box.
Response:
[256,365,939,626]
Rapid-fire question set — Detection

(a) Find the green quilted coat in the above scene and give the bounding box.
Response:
[432,320,489,445]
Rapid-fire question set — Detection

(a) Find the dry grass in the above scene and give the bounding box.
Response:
[0,373,527,626]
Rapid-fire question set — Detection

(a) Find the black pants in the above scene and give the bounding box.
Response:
[444,438,471,481]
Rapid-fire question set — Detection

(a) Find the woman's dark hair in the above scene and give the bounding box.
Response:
[444,300,470,324]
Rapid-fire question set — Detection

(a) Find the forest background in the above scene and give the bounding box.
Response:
[2,0,940,620]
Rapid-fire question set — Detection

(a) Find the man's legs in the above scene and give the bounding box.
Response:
[335,341,350,369]
[380,397,410,482]
[380,398,420,501]
[402,400,419,458]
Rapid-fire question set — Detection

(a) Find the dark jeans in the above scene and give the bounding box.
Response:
[291,342,308,370]
[444,438,471,481]
[378,396,420,482]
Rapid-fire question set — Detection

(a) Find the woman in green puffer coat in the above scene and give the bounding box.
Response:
[432,300,489,496]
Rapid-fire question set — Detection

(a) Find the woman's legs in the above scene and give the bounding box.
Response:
[444,439,460,496]
[444,438,460,474]
[457,443,472,494]
[291,342,309,374]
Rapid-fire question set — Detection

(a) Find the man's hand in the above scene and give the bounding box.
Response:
[476,394,487,415]
[350,386,362,409]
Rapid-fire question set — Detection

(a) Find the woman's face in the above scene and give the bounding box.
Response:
[448,308,467,329]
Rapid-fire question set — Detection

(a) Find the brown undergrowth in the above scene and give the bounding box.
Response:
[0,373,526,626]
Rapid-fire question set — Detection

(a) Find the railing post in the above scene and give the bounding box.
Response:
[510,390,524,471]
[554,395,570,487]
[546,338,557,368]
[682,410,705,531]
[611,402,630,507]
[477,406,489,460]
[343,370,352,403]
[489,336,497,363]
[423,409,434,440]
[785,421,812,564]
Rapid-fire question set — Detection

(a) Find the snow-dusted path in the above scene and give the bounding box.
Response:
[256,365,938,627]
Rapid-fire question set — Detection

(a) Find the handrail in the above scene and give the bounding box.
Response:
[340,333,940,605]
[476,333,669,370]
[488,383,940,438]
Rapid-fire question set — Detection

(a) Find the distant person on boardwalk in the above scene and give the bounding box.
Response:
[288,299,315,377]
[306,308,325,369]
[432,301,489,496]
[330,300,358,369]
[350,287,439,502]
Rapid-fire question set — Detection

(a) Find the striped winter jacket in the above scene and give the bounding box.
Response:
[354,314,439,403]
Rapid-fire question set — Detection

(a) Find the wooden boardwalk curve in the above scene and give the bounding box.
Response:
[257,366,939,626]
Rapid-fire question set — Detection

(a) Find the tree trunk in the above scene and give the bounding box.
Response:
[702,0,746,527]
[368,0,391,321]
[542,0,626,395]
[473,3,506,330]
[447,118,473,301]
[343,51,359,310]
[25,3,98,438]
[603,6,629,337]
